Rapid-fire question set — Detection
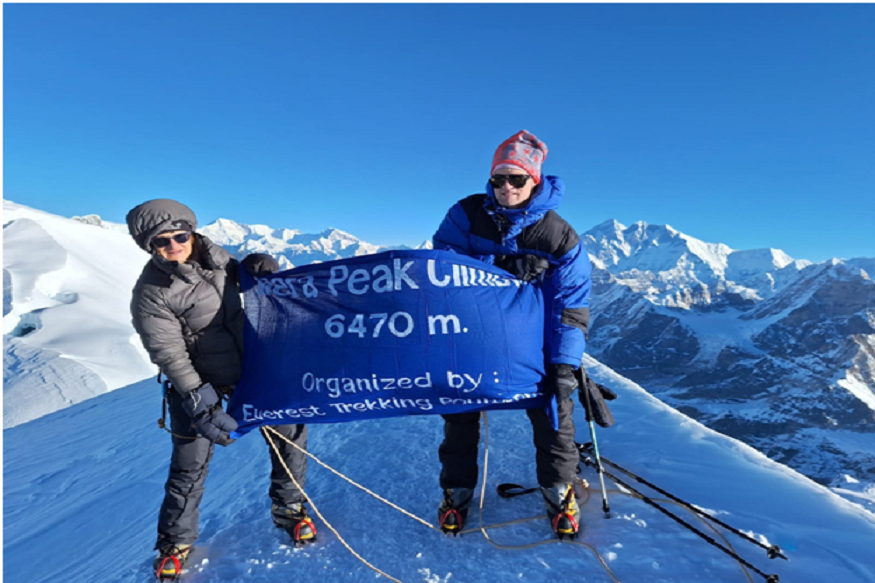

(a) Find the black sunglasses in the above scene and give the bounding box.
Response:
[490,174,531,189]
[152,232,192,248]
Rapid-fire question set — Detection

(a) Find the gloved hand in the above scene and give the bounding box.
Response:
[181,383,237,446]
[240,253,280,276]
[578,374,618,428]
[513,255,551,282]
[544,364,579,401]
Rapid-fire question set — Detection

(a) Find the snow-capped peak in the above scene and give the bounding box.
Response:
[199,218,407,269]
[582,219,808,306]
[584,220,732,274]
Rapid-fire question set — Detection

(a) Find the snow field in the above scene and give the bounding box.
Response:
[4,359,875,583]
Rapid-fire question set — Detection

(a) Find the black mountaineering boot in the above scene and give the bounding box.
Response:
[542,484,581,540]
[272,502,317,546]
[153,544,192,581]
[438,488,474,536]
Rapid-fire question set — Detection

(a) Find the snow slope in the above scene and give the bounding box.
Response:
[5,356,875,583]
[3,201,157,427]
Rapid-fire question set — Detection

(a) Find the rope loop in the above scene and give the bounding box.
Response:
[214,415,759,583]
[261,426,406,583]
[260,416,623,583]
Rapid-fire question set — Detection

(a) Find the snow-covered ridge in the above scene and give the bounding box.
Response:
[583,219,814,307]
[3,201,158,428]
[585,219,733,275]
[848,257,875,279]
[200,217,430,269]
[70,213,130,234]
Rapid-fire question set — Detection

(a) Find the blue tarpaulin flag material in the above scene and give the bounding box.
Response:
[228,249,550,436]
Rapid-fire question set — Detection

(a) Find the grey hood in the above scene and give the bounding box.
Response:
[126,199,198,251]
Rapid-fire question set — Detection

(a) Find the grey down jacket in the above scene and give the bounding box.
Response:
[128,201,244,394]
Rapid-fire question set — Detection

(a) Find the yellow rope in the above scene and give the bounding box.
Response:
[262,425,441,531]
[263,418,621,582]
[261,426,405,583]
[476,413,624,583]
[261,416,754,583]
[263,415,623,582]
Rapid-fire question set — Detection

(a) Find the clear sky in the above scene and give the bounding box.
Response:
[4,3,874,262]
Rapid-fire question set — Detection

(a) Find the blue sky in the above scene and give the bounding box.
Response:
[4,3,874,262]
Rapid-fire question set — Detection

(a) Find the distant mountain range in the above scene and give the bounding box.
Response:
[6,202,874,510]
[582,219,875,503]
[199,218,431,269]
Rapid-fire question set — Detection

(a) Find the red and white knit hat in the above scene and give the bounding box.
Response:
[491,130,549,184]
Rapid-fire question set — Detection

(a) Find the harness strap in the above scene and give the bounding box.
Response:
[156,379,198,440]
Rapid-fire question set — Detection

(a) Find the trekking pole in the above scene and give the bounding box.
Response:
[577,443,787,561]
[577,451,780,583]
[575,368,611,517]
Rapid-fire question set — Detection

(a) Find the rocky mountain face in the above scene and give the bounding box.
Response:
[583,220,875,504]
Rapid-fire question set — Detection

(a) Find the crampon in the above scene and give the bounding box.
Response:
[153,544,191,581]
[545,485,580,540]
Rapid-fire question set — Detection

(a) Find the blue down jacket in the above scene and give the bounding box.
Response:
[433,175,592,367]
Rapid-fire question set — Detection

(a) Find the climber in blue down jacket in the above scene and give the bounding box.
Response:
[433,130,592,540]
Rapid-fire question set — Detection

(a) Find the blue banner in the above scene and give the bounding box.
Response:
[228,249,549,436]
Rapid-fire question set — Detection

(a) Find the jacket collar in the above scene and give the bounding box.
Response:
[483,175,565,237]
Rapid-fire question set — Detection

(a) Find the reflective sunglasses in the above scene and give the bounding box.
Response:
[489,174,531,189]
[152,232,192,248]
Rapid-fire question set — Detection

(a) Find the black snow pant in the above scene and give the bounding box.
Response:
[439,397,578,490]
[155,388,308,550]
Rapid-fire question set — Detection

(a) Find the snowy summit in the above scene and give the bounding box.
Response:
[3,201,875,583]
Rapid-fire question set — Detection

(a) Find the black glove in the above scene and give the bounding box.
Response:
[241,253,280,276]
[181,383,237,446]
[578,374,618,429]
[514,255,551,282]
[544,364,579,401]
